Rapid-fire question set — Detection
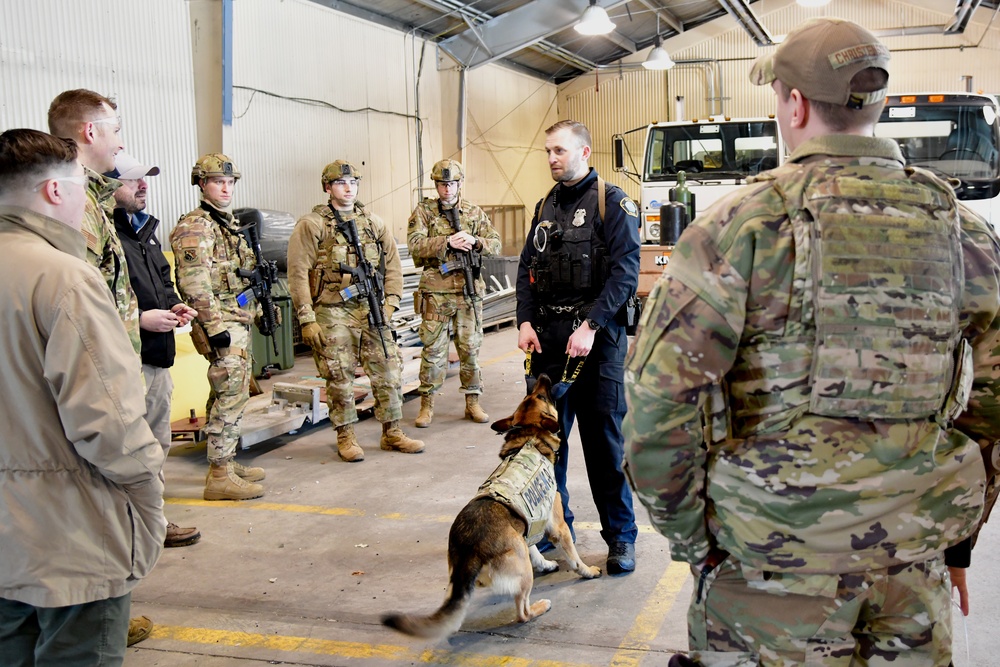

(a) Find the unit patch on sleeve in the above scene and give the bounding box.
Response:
[620,197,639,217]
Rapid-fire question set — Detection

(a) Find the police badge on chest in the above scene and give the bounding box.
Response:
[572,209,586,227]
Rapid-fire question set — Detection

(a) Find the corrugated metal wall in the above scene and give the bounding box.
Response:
[229,0,423,234]
[228,0,558,242]
[0,0,199,236]
[560,0,1000,207]
[456,65,559,212]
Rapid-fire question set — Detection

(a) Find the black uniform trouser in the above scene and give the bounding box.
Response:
[530,316,637,546]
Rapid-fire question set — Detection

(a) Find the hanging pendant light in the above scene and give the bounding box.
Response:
[643,34,674,70]
[575,0,616,36]
[642,16,674,70]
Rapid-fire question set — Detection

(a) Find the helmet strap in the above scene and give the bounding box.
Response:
[201,194,233,215]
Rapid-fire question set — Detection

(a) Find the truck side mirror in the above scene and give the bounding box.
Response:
[613,136,625,171]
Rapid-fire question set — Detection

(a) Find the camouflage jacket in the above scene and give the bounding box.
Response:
[169,203,258,337]
[287,203,403,326]
[407,196,501,294]
[81,167,141,355]
[624,134,1000,574]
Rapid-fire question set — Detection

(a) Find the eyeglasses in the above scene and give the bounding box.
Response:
[33,174,89,192]
[331,178,359,187]
[89,115,122,128]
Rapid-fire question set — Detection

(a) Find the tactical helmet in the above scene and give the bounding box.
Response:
[191,153,241,186]
[430,159,464,183]
[322,160,362,191]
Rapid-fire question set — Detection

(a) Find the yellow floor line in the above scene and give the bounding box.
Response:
[164,498,658,535]
[609,560,690,666]
[150,625,597,667]
[481,346,525,367]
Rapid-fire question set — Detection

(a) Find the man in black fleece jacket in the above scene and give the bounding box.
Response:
[108,150,200,549]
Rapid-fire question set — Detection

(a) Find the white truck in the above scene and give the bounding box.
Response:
[874,92,1000,231]
[614,117,785,244]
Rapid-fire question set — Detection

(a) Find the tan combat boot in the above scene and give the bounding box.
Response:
[336,424,365,462]
[204,461,265,501]
[465,394,489,423]
[415,394,434,428]
[231,460,266,482]
[380,421,425,453]
[127,615,153,647]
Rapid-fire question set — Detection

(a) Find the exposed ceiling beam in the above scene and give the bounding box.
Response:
[404,0,598,72]
[944,0,984,34]
[438,0,630,70]
[716,0,774,47]
[635,0,683,34]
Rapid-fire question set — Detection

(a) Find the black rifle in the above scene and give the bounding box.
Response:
[438,205,482,328]
[332,208,389,357]
[234,209,280,356]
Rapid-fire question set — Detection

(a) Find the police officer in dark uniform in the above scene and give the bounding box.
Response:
[516,119,640,575]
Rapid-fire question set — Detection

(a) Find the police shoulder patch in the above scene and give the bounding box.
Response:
[620,197,638,217]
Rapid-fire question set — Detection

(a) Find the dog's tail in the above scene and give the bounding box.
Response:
[381,558,480,640]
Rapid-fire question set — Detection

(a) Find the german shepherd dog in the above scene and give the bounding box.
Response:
[382,373,602,640]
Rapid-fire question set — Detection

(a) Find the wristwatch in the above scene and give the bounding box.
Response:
[585,318,602,332]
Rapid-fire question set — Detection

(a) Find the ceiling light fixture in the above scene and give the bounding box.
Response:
[796,0,832,7]
[643,38,675,69]
[643,17,674,70]
[575,0,616,36]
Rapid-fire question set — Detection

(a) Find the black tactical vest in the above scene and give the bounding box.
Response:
[529,181,609,310]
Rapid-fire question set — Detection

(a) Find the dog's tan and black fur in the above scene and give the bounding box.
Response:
[382,374,601,640]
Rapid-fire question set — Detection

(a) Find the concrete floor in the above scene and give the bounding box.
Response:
[126,326,999,667]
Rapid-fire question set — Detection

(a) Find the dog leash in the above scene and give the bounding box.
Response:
[524,350,585,400]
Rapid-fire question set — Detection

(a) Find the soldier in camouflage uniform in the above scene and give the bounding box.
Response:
[170,154,269,501]
[48,88,154,647]
[623,19,1000,666]
[407,159,501,427]
[48,89,141,356]
[286,160,424,462]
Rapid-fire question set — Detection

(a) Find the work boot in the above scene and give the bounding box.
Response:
[203,462,265,501]
[164,522,201,548]
[336,424,365,462]
[127,615,153,647]
[464,394,489,423]
[231,460,266,482]
[415,394,434,428]
[380,421,425,453]
[607,541,636,576]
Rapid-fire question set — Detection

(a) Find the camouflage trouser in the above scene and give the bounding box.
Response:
[313,303,403,428]
[417,291,483,396]
[687,555,953,666]
[204,323,251,465]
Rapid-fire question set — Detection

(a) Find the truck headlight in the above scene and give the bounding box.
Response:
[647,222,660,243]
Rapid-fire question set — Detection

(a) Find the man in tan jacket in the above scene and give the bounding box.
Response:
[0,129,165,665]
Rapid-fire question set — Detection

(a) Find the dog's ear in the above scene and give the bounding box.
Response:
[498,439,522,459]
[539,414,559,434]
[491,416,513,433]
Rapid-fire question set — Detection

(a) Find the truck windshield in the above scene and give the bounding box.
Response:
[875,95,1000,201]
[644,121,779,181]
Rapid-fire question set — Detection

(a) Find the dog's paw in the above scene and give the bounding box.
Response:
[535,557,559,574]
[581,564,602,579]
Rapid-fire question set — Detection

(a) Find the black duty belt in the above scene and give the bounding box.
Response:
[541,301,594,322]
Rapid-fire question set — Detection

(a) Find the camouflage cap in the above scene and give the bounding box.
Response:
[191,153,240,186]
[431,159,464,183]
[750,18,890,108]
[322,160,362,191]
